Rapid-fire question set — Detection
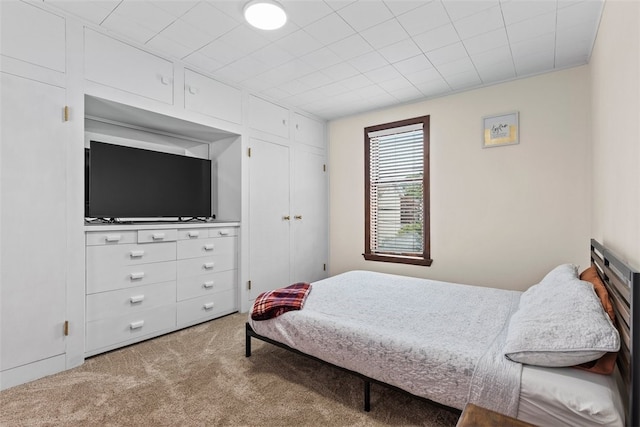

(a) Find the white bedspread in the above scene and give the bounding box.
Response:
[249,270,522,415]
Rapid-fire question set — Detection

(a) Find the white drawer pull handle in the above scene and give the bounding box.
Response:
[105,234,121,242]
[188,231,200,238]
[218,230,229,236]
[130,295,145,304]
[203,302,214,310]
[152,233,165,240]
[204,244,214,251]
[203,262,214,270]
[203,281,214,289]
[130,320,145,330]
[130,272,145,280]
[160,75,171,85]
[130,250,145,258]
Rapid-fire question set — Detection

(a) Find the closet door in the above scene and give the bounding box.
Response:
[1,72,67,372]
[248,138,290,299]
[291,148,328,283]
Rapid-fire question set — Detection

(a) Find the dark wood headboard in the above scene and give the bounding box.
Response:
[590,239,639,427]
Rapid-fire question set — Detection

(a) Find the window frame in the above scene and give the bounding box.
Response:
[364,115,432,266]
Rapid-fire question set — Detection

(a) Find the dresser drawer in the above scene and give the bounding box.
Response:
[85,304,176,353]
[137,229,177,243]
[176,289,236,327]
[87,242,175,271]
[87,260,176,294]
[176,228,209,240]
[86,231,137,246]
[86,281,176,322]
[177,270,236,301]
[176,236,236,260]
[176,253,235,278]
[209,227,237,238]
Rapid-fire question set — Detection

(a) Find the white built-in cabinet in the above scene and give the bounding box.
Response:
[184,69,242,125]
[85,225,238,357]
[247,96,328,299]
[0,0,328,389]
[84,29,174,104]
[0,0,71,389]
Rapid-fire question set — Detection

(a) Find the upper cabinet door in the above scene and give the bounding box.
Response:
[184,69,242,125]
[293,113,325,148]
[84,29,173,104]
[248,95,289,139]
[0,1,65,73]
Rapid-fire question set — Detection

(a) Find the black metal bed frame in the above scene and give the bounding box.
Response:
[246,239,638,426]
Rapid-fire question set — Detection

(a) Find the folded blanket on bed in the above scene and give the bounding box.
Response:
[251,283,311,321]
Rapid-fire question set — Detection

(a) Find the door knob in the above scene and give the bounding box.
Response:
[294,215,302,220]
[283,215,291,220]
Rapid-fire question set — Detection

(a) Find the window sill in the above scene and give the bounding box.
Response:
[363,253,433,266]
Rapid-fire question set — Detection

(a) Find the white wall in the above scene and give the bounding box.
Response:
[590,0,640,269]
[328,67,591,291]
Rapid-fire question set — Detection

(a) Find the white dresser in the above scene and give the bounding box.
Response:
[85,223,238,356]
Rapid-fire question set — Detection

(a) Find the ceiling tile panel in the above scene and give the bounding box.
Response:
[426,42,468,66]
[276,29,324,57]
[396,1,451,36]
[506,11,556,44]
[500,0,556,26]
[281,0,334,26]
[392,54,434,75]
[360,18,409,49]
[179,3,238,39]
[453,6,504,40]
[101,12,158,45]
[378,39,422,64]
[337,0,394,32]
[442,0,499,21]
[328,34,373,60]
[304,12,355,45]
[113,1,176,32]
[413,23,460,53]
[46,0,120,24]
[462,27,509,56]
[348,50,389,73]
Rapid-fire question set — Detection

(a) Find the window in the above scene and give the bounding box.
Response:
[364,115,431,266]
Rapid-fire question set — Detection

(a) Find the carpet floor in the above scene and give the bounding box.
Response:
[0,313,459,426]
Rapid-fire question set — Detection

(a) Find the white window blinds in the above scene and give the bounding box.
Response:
[368,123,424,256]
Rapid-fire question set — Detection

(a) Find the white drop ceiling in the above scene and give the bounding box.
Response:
[46,0,605,120]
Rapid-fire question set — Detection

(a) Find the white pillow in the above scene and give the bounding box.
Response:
[503,264,620,367]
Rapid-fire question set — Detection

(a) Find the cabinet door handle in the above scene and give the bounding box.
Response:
[105,234,121,242]
[160,75,171,85]
[130,320,145,330]
[130,295,145,304]
[188,85,199,95]
[218,230,229,236]
[152,233,165,240]
[130,250,145,258]
[282,119,287,126]
[283,215,290,221]
[130,272,145,280]
[204,244,215,251]
[203,262,215,270]
[203,281,214,289]
[188,230,200,238]
[203,302,214,310]
[294,215,302,220]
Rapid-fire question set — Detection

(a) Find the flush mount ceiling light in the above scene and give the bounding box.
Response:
[244,0,287,30]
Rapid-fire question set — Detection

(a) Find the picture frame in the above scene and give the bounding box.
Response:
[482,112,519,148]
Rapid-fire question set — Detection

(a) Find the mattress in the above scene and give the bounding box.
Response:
[518,365,624,426]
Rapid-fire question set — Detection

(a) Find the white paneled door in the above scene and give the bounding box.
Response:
[1,73,67,372]
[248,138,291,299]
[292,148,327,284]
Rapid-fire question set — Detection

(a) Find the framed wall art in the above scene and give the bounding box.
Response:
[482,112,519,148]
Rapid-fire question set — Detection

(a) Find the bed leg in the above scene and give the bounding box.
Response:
[364,380,371,412]
[245,324,252,357]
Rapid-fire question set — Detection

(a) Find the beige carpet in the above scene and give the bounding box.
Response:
[0,313,459,426]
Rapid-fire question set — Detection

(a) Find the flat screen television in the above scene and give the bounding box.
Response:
[85,140,212,220]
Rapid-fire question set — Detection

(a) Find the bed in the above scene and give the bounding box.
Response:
[246,239,638,426]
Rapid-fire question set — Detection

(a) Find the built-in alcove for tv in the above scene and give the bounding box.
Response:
[84,96,241,223]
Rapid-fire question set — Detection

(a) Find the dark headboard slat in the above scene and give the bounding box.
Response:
[590,239,638,427]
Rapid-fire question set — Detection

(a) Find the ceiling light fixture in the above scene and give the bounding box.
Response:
[244,0,287,30]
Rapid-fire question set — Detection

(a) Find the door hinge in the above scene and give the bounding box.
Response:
[248,147,252,157]
[63,321,69,336]
[323,263,326,271]
[248,280,252,290]
[63,106,70,122]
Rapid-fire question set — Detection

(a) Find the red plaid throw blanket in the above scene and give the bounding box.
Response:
[251,282,311,321]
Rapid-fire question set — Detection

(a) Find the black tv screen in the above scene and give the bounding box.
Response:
[86,141,211,219]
